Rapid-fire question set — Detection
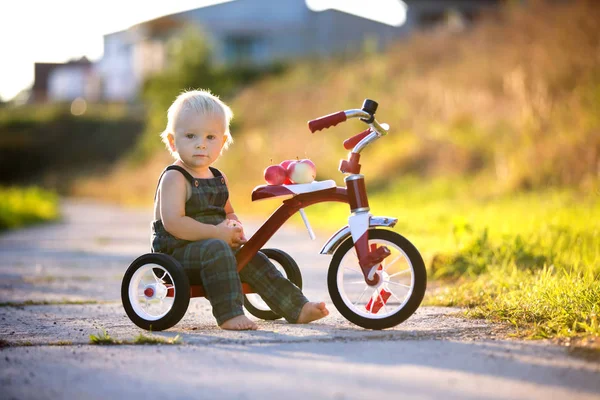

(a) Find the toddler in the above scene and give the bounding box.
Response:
[151,89,329,330]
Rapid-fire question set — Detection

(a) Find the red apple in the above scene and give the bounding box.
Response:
[264,164,287,185]
[287,159,316,184]
[279,160,294,184]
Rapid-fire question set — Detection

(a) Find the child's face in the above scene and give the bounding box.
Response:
[170,110,227,170]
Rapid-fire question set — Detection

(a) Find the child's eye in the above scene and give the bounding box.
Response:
[207,134,216,140]
[186,133,195,139]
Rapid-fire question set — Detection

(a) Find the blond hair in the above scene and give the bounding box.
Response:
[160,89,234,157]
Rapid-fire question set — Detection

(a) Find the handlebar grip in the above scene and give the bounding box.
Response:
[343,128,372,150]
[308,111,347,133]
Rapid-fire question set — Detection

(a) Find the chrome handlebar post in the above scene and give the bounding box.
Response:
[370,120,388,136]
[343,109,389,154]
[354,131,380,154]
[343,109,370,120]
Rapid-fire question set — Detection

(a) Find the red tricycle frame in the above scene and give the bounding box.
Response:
[189,186,350,298]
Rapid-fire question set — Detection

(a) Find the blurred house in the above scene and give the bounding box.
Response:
[33,0,501,103]
[96,0,413,101]
[405,0,500,31]
[30,57,101,103]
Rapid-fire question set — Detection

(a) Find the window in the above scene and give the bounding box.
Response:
[224,35,263,64]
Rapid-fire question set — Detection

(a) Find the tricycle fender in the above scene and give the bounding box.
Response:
[319,216,398,255]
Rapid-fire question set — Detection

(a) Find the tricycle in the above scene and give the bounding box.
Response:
[121,99,427,330]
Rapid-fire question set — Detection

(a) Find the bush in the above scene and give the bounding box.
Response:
[0,103,144,191]
[0,186,59,230]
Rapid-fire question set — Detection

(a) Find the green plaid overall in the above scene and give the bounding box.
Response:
[151,165,308,324]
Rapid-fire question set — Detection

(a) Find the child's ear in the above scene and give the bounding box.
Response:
[167,133,176,152]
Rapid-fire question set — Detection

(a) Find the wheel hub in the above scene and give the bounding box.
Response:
[143,283,168,300]
[375,270,389,289]
[144,287,155,298]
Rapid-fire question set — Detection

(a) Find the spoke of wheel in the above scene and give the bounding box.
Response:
[382,255,402,272]
[349,251,359,264]
[389,291,404,303]
[347,280,369,284]
[353,286,370,307]
[387,269,411,279]
[152,269,166,283]
[387,280,411,289]
[344,266,363,275]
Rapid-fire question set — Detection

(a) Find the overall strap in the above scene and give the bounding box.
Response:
[209,166,223,178]
[153,165,195,200]
[166,165,195,182]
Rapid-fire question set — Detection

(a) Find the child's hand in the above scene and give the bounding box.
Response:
[226,219,248,242]
[227,219,248,249]
[216,220,246,249]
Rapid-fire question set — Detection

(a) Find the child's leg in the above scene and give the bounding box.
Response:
[239,252,310,323]
[172,239,246,325]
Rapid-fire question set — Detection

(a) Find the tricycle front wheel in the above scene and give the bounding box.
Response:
[327,229,426,330]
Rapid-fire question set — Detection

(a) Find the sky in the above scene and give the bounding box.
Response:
[0,0,407,101]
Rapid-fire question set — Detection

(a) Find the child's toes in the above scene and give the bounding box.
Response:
[317,302,329,316]
[296,301,329,324]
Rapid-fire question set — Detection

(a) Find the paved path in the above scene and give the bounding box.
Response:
[1,200,599,400]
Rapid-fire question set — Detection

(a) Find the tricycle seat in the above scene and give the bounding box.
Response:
[251,180,337,201]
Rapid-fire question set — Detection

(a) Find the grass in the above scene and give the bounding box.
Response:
[132,333,183,345]
[89,329,120,345]
[0,332,181,347]
[448,268,599,339]
[49,340,73,346]
[0,186,60,230]
[22,276,93,284]
[89,329,182,345]
[302,177,600,341]
[0,300,99,307]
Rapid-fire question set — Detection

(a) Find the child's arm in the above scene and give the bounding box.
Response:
[159,171,240,244]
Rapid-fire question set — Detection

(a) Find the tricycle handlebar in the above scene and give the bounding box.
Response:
[343,128,371,150]
[308,109,372,133]
[308,99,389,156]
[308,111,347,132]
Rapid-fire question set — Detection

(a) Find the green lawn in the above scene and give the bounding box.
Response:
[301,177,600,340]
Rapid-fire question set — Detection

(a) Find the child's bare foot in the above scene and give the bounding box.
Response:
[220,315,257,330]
[296,302,329,324]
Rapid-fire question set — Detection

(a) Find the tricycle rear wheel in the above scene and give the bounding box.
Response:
[243,248,303,320]
[121,253,190,331]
